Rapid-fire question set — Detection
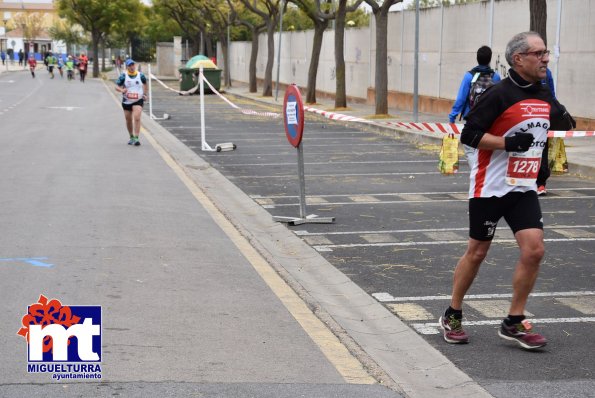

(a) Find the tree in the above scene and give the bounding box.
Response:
[12,12,45,53]
[239,0,282,97]
[530,0,547,45]
[57,0,142,78]
[48,20,85,56]
[154,0,205,56]
[227,0,267,93]
[364,0,402,115]
[316,0,364,109]
[289,0,330,104]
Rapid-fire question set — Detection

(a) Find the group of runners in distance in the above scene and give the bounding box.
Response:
[26,52,88,82]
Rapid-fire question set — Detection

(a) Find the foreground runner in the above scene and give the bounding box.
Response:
[439,31,576,350]
[115,59,147,146]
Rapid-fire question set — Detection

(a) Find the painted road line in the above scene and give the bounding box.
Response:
[295,225,595,236]
[219,160,439,167]
[313,237,595,251]
[231,171,466,179]
[372,290,595,303]
[252,187,595,200]
[411,317,595,335]
[141,128,376,385]
[264,195,595,207]
[0,257,53,268]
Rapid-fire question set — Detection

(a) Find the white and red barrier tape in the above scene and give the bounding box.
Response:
[150,72,280,118]
[303,107,593,139]
[150,74,592,138]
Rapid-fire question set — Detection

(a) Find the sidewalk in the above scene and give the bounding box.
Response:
[221,82,594,179]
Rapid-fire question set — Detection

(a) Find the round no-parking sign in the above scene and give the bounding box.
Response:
[283,84,304,148]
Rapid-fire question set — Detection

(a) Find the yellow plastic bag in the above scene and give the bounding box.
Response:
[438,134,459,175]
[548,138,568,174]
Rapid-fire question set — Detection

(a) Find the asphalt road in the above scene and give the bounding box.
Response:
[148,82,595,398]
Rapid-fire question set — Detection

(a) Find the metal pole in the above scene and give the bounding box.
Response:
[488,0,494,47]
[200,66,207,150]
[227,10,231,87]
[296,144,307,219]
[275,0,285,102]
[400,8,404,92]
[413,0,419,122]
[438,2,444,98]
[554,0,563,91]
[148,64,153,117]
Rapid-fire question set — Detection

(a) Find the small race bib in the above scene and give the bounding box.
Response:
[505,148,541,186]
[126,92,139,100]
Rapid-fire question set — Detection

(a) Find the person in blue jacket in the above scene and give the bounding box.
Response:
[536,67,557,196]
[448,46,501,123]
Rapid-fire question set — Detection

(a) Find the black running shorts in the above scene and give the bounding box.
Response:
[468,191,543,241]
[121,99,144,111]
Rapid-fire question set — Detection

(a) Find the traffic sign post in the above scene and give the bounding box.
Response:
[273,84,334,225]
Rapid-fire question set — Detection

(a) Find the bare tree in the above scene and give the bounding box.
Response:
[239,0,282,97]
[364,0,401,115]
[316,0,364,109]
[289,0,330,104]
[227,0,267,92]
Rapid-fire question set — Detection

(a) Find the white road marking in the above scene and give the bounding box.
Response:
[232,171,462,179]
[372,290,595,303]
[412,317,595,335]
[313,237,595,251]
[215,160,438,167]
[360,234,397,244]
[349,195,381,203]
[294,224,595,236]
[552,228,595,238]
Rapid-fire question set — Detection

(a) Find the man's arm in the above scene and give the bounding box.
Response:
[448,73,472,123]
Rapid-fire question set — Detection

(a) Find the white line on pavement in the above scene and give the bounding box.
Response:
[313,237,595,251]
[372,290,595,303]
[411,317,595,335]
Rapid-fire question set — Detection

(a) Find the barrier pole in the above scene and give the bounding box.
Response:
[199,67,214,151]
[148,64,154,117]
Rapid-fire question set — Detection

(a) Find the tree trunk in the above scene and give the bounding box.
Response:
[334,0,348,108]
[306,19,329,104]
[220,33,231,88]
[92,32,100,78]
[374,9,389,115]
[262,19,275,97]
[530,0,548,46]
[101,38,106,72]
[249,27,259,93]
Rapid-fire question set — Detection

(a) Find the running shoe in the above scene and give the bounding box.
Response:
[537,185,547,196]
[439,315,469,344]
[134,139,141,146]
[127,138,134,145]
[498,319,547,349]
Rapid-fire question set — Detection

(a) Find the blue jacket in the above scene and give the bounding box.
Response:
[449,65,501,123]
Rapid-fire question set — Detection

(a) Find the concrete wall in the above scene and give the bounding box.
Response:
[224,0,595,121]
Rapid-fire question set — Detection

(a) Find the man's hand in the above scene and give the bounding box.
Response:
[505,132,534,152]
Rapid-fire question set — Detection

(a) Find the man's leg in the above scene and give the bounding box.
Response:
[450,239,492,310]
[123,109,133,139]
[509,228,544,315]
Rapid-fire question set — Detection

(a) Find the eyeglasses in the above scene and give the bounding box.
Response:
[519,50,550,60]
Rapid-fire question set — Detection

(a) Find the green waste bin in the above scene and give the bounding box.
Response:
[178,67,196,91]
[201,69,222,93]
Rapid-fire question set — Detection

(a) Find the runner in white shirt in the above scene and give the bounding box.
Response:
[115,59,148,146]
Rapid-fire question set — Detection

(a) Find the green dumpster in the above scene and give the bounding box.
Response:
[201,68,222,93]
[178,67,196,91]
